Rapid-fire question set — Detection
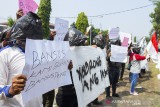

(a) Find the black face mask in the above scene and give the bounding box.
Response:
[132,47,140,54]
[92,34,106,49]
[68,27,88,46]
[109,39,121,47]
[8,12,43,46]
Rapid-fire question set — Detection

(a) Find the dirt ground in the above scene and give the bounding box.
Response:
[1,61,159,107]
[90,61,160,107]
[52,60,160,107]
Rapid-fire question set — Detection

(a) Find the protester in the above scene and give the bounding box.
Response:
[56,59,77,107]
[56,27,87,107]
[42,29,56,107]
[0,9,24,49]
[0,12,43,107]
[16,9,24,20]
[106,39,121,98]
[0,28,10,49]
[129,47,147,95]
[127,44,133,82]
[48,30,56,40]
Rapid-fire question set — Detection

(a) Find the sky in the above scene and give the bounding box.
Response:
[0,0,155,41]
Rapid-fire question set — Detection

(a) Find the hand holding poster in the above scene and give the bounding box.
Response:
[110,45,128,63]
[139,37,148,70]
[19,0,38,15]
[71,46,110,107]
[109,28,120,39]
[22,39,72,103]
[54,18,69,41]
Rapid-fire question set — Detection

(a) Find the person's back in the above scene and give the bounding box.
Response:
[129,47,147,95]
[0,12,43,107]
[130,54,146,74]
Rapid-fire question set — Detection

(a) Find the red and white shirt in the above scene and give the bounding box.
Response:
[130,53,146,74]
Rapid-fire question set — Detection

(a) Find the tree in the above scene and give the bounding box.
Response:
[70,22,76,28]
[134,36,136,42]
[7,17,15,27]
[102,30,108,39]
[75,12,89,34]
[150,0,160,38]
[85,25,99,45]
[37,0,51,38]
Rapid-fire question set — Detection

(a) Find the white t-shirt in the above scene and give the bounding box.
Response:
[0,46,42,107]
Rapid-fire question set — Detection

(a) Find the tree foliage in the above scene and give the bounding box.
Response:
[75,12,89,34]
[37,0,51,38]
[7,17,15,27]
[102,30,108,39]
[150,0,160,37]
[146,36,151,44]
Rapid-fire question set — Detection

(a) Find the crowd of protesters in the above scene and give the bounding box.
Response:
[0,10,148,107]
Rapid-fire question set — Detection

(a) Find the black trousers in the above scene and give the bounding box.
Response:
[120,63,125,79]
[43,90,55,107]
[106,68,119,96]
[56,85,78,107]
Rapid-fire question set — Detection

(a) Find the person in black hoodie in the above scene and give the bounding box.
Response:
[106,39,121,98]
[42,29,57,107]
[56,27,88,107]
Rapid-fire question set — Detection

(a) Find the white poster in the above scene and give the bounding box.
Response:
[86,26,91,32]
[110,45,128,63]
[54,18,69,41]
[119,32,132,44]
[22,39,72,104]
[139,37,148,70]
[109,28,120,39]
[71,46,110,107]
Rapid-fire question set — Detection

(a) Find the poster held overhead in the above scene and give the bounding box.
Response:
[54,18,69,41]
[119,32,132,44]
[19,0,38,15]
[109,28,120,39]
[86,26,91,32]
[121,37,129,47]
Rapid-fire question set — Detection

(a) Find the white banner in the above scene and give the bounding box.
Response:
[54,18,69,41]
[22,39,72,103]
[71,46,110,107]
[110,45,128,63]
